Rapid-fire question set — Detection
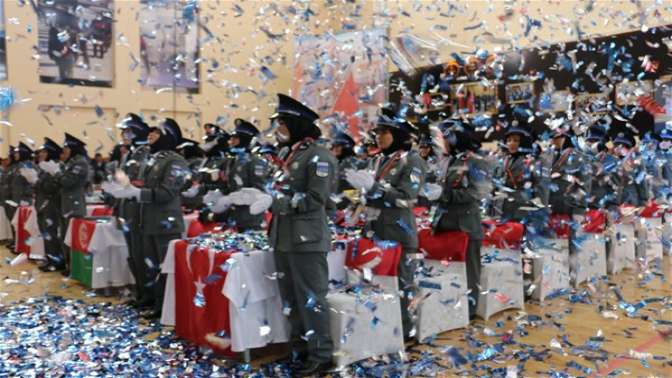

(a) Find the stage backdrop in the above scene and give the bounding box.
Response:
[292,28,387,141]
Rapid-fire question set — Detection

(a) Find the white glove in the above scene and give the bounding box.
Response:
[420,182,443,201]
[229,188,262,206]
[114,170,131,187]
[114,185,141,200]
[39,161,61,176]
[102,181,140,199]
[203,189,224,205]
[250,193,273,215]
[345,169,375,191]
[101,181,124,198]
[211,195,233,213]
[181,184,200,198]
[19,168,39,185]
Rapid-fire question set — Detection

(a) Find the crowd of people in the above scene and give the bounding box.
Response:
[1,93,670,375]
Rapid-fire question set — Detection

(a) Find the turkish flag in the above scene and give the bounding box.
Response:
[345,238,401,277]
[14,206,33,255]
[332,71,361,141]
[174,241,235,356]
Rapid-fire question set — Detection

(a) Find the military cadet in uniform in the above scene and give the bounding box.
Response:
[329,131,364,210]
[187,123,229,211]
[0,153,11,245]
[612,132,649,207]
[104,119,188,319]
[346,106,426,341]
[56,133,90,275]
[12,143,37,208]
[201,119,268,231]
[3,146,18,248]
[431,120,489,319]
[266,94,336,375]
[547,128,587,218]
[658,125,672,200]
[584,125,618,209]
[35,138,65,272]
[178,138,206,211]
[116,114,153,308]
[495,124,536,221]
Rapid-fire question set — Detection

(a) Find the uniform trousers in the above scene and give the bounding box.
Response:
[274,250,333,363]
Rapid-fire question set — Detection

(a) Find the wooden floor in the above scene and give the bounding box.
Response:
[1,246,670,376]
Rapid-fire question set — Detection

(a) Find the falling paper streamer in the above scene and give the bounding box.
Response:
[0,87,16,112]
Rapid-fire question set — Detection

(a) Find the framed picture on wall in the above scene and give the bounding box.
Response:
[539,90,572,113]
[36,0,114,87]
[615,80,653,106]
[139,0,200,93]
[451,82,497,116]
[654,75,671,116]
[505,82,535,105]
[0,0,6,80]
[575,92,610,114]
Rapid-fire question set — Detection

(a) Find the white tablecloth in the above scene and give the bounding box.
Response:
[11,205,45,260]
[160,239,185,326]
[182,213,199,238]
[0,206,13,240]
[65,218,135,289]
[222,250,290,352]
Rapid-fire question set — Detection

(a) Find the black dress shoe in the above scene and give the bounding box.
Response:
[38,264,63,272]
[293,360,331,377]
[140,309,161,320]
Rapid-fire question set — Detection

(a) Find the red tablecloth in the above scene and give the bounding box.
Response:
[582,209,607,233]
[186,219,223,238]
[14,206,33,255]
[640,202,662,218]
[549,214,571,239]
[482,220,524,248]
[173,240,235,356]
[86,204,113,217]
[418,228,469,262]
[345,238,401,277]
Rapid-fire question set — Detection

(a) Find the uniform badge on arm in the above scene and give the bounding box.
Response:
[254,164,265,177]
[316,162,330,178]
[410,167,422,184]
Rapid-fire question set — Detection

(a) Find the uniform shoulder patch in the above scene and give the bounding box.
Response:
[315,161,330,178]
[254,164,265,176]
[410,166,423,184]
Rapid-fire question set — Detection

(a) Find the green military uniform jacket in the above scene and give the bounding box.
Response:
[138,150,188,235]
[118,145,151,217]
[218,151,269,230]
[269,140,336,252]
[547,147,586,215]
[10,161,34,205]
[432,152,487,239]
[36,165,62,213]
[496,153,533,221]
[365,149,426,249]
[58,154,89,218]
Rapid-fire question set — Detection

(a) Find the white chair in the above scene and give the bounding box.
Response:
[476,246,524,320]
[327,238,405,368]
[527,237,570,301]
[571,231,607,287]
[635,217,663,264]
[606,222,636,274]
[415,259,469,340]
